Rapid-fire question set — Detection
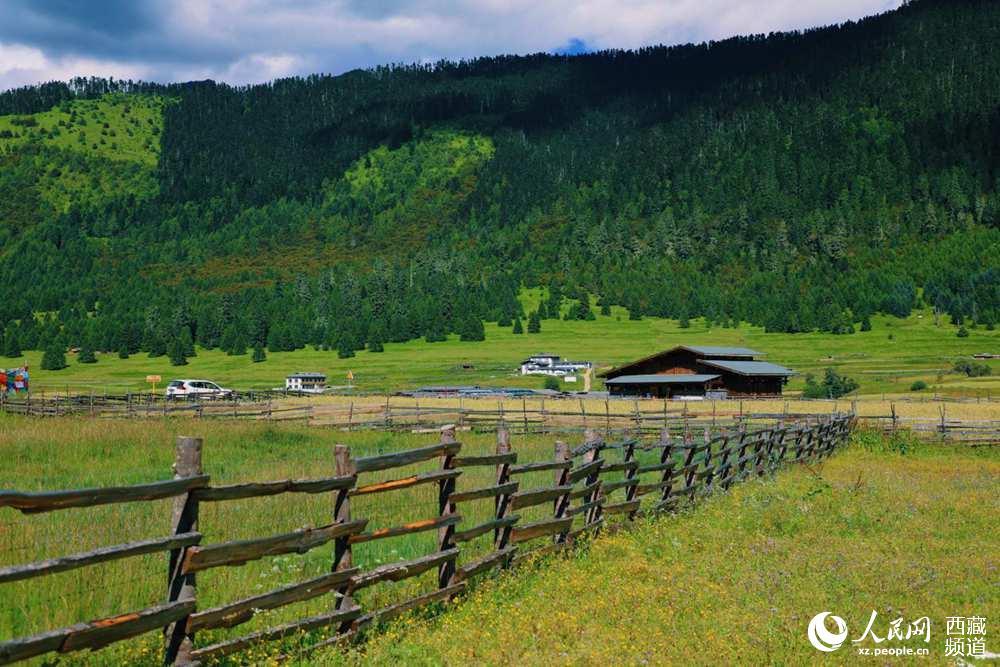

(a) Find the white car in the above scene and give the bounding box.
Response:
[166,379,234,400]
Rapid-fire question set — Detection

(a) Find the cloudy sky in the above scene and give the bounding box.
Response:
[0,0,903,91]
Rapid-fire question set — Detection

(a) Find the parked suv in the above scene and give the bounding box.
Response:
[166,379,234,400]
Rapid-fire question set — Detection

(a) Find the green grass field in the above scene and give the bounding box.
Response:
[13,297,1000,398]
[0,414,622,665]
[1,414,995,664]
[341,433,999,666]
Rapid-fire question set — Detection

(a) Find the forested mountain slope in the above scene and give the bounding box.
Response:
[0,0,998,362]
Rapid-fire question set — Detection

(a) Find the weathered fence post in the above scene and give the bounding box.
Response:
[494,427,515,557]
[332,444,355,631]
[622,438,639,520]
[164,436,202,665]
[581,429,604,533]
[724,424,747,489]
[552,440,572,544]
[437,426,459,588]
[657,427,675,510]
[700,427,715,489]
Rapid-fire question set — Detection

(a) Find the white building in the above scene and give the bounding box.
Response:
[285,372,327,393]
[519,354,592,377]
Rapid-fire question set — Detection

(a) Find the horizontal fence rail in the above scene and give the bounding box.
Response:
[0,413,854,665]
[2,391,994,444]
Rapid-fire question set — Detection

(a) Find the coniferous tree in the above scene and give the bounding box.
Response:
[77,343,97,364]
[527,311,541,334]
[41,342,67,370]
[168,338,188,366]
[459,314,485,342]
[512,317,524,334]
[2,327,20,358]
[252,343,266,362]
[337,336,356,358]
[181,327,196,357]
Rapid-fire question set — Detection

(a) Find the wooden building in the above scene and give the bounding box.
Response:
[600,346,794,398]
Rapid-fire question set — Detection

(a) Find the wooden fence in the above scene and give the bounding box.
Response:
[2,391,997,443]
[0,414,853,665]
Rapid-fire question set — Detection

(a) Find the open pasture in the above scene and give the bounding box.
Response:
[1,414,703,664]
[347,434,1000,666]
[13,304,1000,398]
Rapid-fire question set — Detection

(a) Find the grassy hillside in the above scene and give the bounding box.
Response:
[0,93,163,214]
[13,300,999,397]
[345,435,999,665]
[0,93,164,165]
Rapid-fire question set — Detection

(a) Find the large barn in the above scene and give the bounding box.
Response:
[599,345,795,398]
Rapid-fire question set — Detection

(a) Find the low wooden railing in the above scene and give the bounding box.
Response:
[0,414,854,665]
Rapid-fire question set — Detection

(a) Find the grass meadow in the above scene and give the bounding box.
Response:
[0,414,669,664]
[1,415,996,664]
[341,432,1000,666]
[12,300,1000,398]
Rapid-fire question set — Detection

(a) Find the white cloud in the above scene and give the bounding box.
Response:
[1,0,905,88]
[0,41,150,90]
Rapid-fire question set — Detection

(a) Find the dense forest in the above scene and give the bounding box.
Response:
[1,0,998,367]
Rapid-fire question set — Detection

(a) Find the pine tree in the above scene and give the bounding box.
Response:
[229,332,248,356]
[337,337,356,358]
[527,311,541,333]
[512,317,524,334]
[41,342,67,370]
[367,322,386,352]
[77,343,97,364]
[460,315,485,342]
[498,313,512,327]
[144,327,166,357]
[252,343,266,362]
[600,302,611,317]
[168,338,188,366]
[3,327,20,358]
[181,326,196,357]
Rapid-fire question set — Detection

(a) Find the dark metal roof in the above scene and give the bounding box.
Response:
[288,373,326,379]
[598,345,762,378]
[605,374,720,385]
[700,360,795,376]
[682,345,761,357]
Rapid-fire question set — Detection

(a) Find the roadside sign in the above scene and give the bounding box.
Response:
[146,374,162,393]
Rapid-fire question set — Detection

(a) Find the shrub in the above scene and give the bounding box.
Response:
[909,380,927,391]
[543,376,561,391]
[801,368,859,399]
[953,360,991,377]
[956,326,969,337]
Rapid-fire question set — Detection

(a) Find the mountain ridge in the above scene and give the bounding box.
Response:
[0,0,997,364]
